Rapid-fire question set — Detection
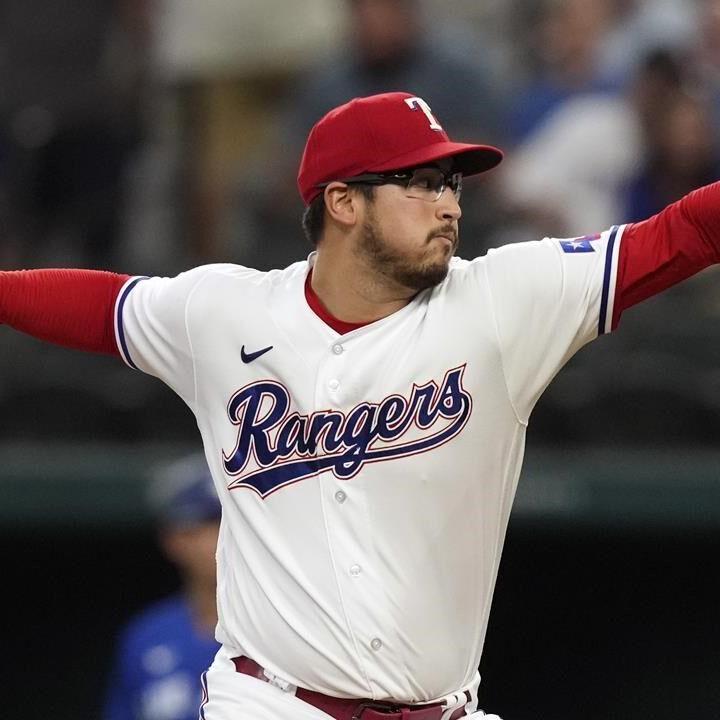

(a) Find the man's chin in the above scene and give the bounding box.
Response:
[395,262,450,292]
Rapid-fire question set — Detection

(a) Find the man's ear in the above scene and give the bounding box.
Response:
[323,183,361,229]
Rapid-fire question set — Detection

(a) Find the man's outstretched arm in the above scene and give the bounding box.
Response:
[613,181,720,329]
[0,269,130,355]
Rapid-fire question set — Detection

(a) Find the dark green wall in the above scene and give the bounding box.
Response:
[3,520,720,720]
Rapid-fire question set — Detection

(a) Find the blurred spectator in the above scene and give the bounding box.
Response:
[693,0,720,129]
[422,0,520,95]
[623,47,720,222]
[598,0,698,86]
[130,0,343,268]
[624,89,720,221]
[498,92,641,241]
[104,454,221,720]
[235,0,508,269]
[0,0,151,268]
[508,0,618,143]
[496,49,694,242]
[280,0,503,139]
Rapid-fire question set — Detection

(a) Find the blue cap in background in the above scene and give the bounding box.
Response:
[148,453,222,527]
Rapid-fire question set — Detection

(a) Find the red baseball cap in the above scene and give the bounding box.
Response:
[297,91,503,205]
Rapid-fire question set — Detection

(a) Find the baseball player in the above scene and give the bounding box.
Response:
[1,91,719,720]
[104,454,221,720]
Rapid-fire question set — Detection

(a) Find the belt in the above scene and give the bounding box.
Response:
[232,656,469,720]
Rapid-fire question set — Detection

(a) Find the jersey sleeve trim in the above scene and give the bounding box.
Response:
[598,224,625,336]
[114,276,148,369]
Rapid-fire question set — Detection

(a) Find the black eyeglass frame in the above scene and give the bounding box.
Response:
[315,168,463,202]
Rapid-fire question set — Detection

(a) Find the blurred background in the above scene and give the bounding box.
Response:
[1,0,720,718]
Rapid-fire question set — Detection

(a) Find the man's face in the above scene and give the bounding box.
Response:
[353,165,462,292]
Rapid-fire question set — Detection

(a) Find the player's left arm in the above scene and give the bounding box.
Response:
[481,180,720,423]
[612,181,720,328]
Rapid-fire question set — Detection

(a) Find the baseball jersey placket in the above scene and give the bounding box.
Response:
[298,260,435,694]
[263,266,413,694]
[310,325,396,697]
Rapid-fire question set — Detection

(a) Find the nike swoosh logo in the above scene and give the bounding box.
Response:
[241,344,274,364]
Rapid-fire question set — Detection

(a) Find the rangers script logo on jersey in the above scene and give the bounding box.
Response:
[222,365,472,498]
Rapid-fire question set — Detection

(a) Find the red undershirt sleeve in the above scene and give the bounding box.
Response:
[0,269,131,355]
[613,182,720,329]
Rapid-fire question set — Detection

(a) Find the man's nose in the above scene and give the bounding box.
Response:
[435,187,462,221]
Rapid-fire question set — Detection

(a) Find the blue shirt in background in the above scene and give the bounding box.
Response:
[104,595,220,720]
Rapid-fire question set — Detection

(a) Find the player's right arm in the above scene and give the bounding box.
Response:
[0,269,130,355]
[1,264,236,407]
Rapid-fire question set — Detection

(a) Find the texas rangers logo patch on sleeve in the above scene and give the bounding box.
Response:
[221,366,472,498]
[559,234,600,253]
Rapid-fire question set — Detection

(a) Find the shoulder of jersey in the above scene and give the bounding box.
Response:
[448,255,475,271]
[198,260,307,284]
[192,260,307,284]
[441,255,484,282]
[176,261,308,302]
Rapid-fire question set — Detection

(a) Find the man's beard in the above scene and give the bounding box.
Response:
[356,210,457,292]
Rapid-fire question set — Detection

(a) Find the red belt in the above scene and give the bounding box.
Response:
[232,656,469,720]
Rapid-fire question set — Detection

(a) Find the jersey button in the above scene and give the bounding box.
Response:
[349,564,362,577]
[370,638,383,651]
[332,343,344,355]
[329,379,340,390]
[334,490,347,504]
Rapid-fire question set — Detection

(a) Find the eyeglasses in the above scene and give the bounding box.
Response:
[316,167,463,202]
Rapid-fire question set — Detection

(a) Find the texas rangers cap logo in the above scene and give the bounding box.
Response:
[221,366,472,498]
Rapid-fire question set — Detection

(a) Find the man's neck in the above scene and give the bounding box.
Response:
[310,248,414,324]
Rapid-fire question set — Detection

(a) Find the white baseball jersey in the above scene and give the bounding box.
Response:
[114,226,624,704]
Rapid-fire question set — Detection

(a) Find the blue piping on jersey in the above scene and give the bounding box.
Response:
[199,670,209,720]
[598,226,619,335]
[116,277,147,369]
